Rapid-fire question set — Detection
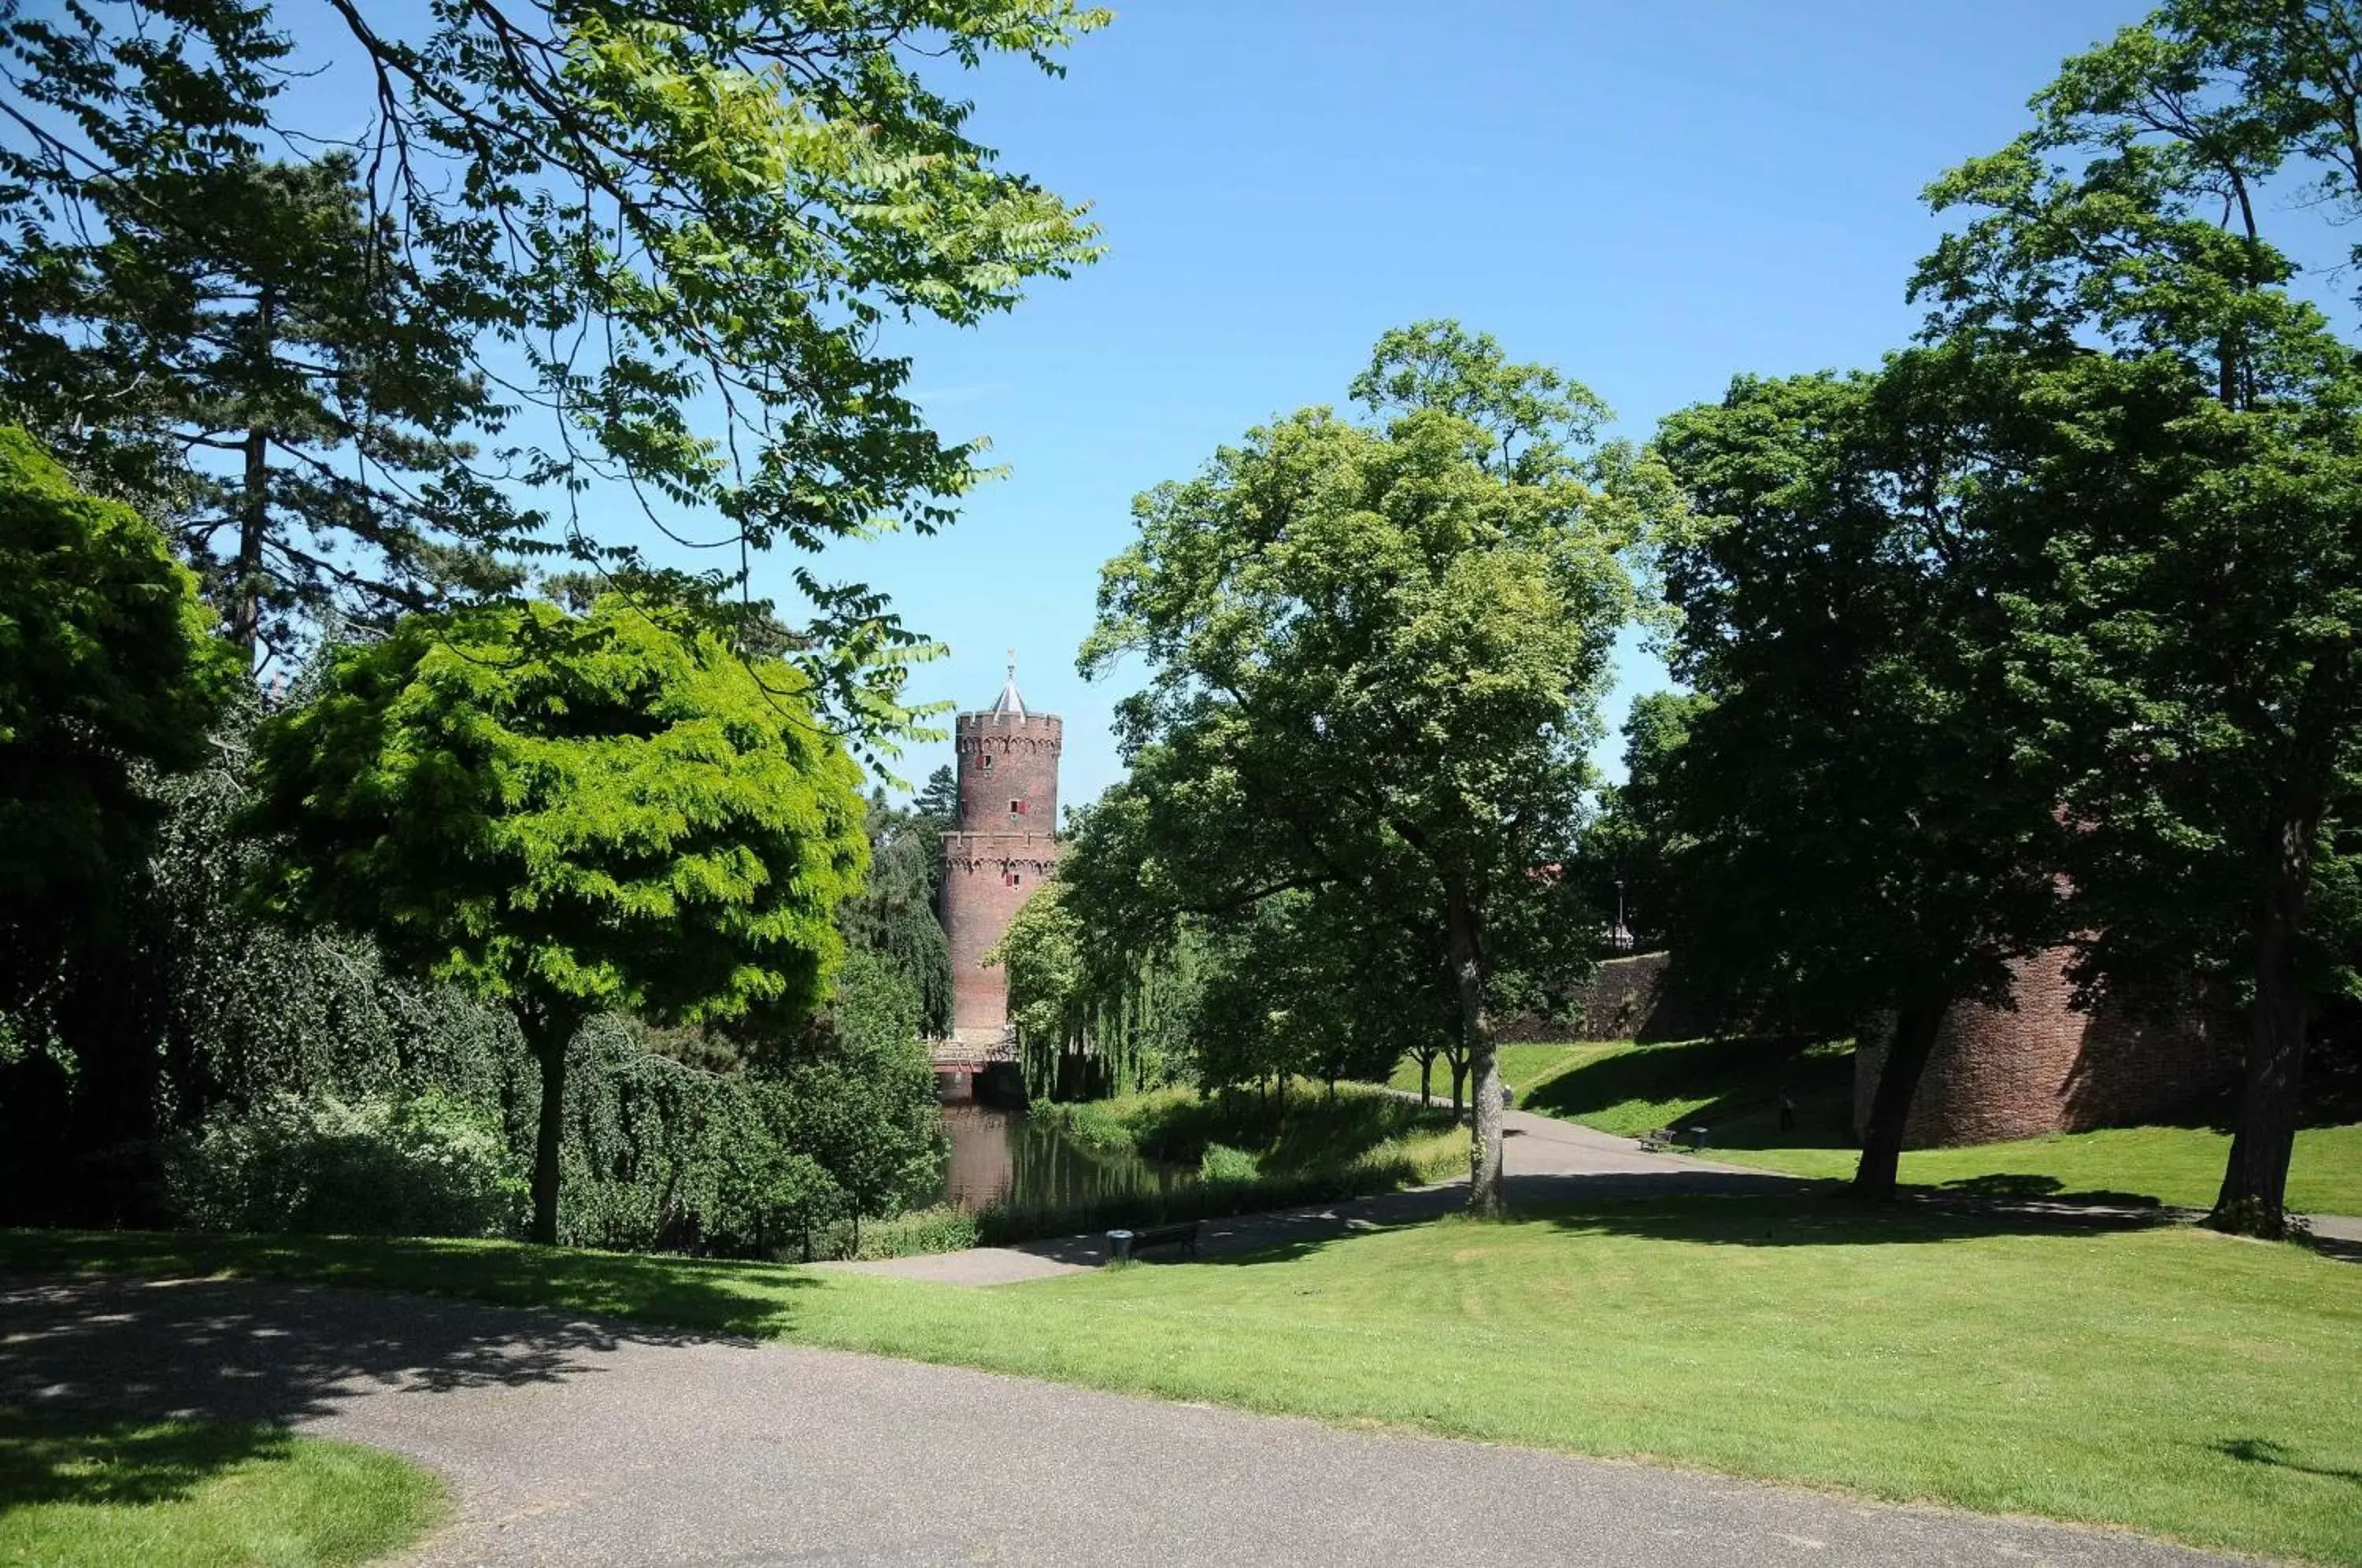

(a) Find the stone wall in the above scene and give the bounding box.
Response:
[1494,952,1716,1044]
[1852,946,2241,1148]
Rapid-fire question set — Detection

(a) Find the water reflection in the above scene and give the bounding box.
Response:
[939,1103,1188,1211]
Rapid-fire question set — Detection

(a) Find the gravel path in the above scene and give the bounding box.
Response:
[0,1270,2256,1568]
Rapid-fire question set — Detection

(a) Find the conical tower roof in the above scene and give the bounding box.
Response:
[990,648,1025,719]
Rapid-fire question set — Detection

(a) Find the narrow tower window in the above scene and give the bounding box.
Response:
[979,753,994,771]
[1009,798,1027,816]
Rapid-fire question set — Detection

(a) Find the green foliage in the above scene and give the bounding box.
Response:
[167,1090,524,1239]
[1081,321,1657,1207]
[247,594,869,1241]
[0,425,231,912]
[0,152,521,668]
[987,865,1197,1099]
[839,793,953,1037]
[1195,1142,1260,1182]
[0,0,1106,734]
[766,1015,947,1242]
[1652,361,2069,1044]
[1908,0,2362,1231]
[249,597,868,1030]
[1574,690,1710,952]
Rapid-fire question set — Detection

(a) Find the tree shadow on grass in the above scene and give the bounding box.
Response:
[1168,1170,2190,1270]
[2214,1437,2362,1485]
[1517,1035,1859,1152]
[0,1226,825,1501]
[0,1407,294,1511]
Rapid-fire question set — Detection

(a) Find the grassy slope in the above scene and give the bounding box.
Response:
[1423,1037,2362,1215]
[5,1215,2357,1566]
[0,1407,442,1568]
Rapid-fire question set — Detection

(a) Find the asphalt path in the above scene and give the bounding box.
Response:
[1,1270,2254,1568]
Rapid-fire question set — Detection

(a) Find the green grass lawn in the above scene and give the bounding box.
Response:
[1716,1122,2362,1214]
[1418,1035,2362,1215]
[1386,1041,1633,1103]
[6,1208,2357,1566]
[0,1406,442,1568]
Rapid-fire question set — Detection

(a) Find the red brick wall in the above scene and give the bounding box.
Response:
[941,711,1062,1037]
[1853,947,2240,1147]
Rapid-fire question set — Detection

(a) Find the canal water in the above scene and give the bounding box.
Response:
[937,1103,1188,1211]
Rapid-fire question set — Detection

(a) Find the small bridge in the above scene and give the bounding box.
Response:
[929,1032,1020,1077]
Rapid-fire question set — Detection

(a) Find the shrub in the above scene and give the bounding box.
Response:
[169,1091,524,1237]
[1197,1142,1261,1182]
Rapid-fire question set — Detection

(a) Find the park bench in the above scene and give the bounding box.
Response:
[1640,1126,1712,1153]
[1105,1219,1201,1263]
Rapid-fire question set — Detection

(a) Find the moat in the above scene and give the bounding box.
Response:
[936,1103,1188,1211]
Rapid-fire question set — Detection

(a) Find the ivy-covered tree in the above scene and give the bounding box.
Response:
[0,0,1107,735]
[1082,324,1650,1214]
[246,595,868,1242]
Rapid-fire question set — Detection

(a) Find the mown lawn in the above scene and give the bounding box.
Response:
[0,1406,442,1568]
[1435,1036,2362,1215]
[1719,1122,2362,1215]
[6,1206,2358,1566]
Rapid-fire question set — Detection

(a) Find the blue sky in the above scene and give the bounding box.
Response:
[789,0,2145,807]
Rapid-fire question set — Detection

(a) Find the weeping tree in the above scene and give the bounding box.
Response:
[247,594,868,1243]
[841,790,953,1038]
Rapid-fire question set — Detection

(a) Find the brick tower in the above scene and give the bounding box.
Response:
[939,653,1061,1045]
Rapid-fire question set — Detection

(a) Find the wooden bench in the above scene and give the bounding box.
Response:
[1640,1126,1711,1153]
[1106,1219,1201,1263]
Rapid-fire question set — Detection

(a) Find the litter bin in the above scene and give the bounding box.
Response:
[1105,1229,1136,1263]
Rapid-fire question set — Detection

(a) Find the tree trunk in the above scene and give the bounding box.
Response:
[233,424,268,667]
[1419,1053,1434,1106]
[523,1008,581,1246]
[1853,996,1949,1199]
[1446,884,1505,1217]
[2212,808,2319,1237]
[231,284,276,668]
[1450,1056,1466,1117]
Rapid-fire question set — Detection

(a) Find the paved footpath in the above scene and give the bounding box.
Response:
[0,1270,2252,1568]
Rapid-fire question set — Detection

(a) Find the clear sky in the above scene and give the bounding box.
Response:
[788,0,2145,808]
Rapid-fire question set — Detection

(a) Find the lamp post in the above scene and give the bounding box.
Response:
[1610,876,1634,954]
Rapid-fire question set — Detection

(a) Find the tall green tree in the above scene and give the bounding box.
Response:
[246,595,868,1242]
[0,153,520,671]
[0,0,1105,734]
[1651,360,2071,1196]
[1917,0,2362,1233]
[1083,324,1646,1213]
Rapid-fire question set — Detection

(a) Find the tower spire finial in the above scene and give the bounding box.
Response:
[991,648,1026,719]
